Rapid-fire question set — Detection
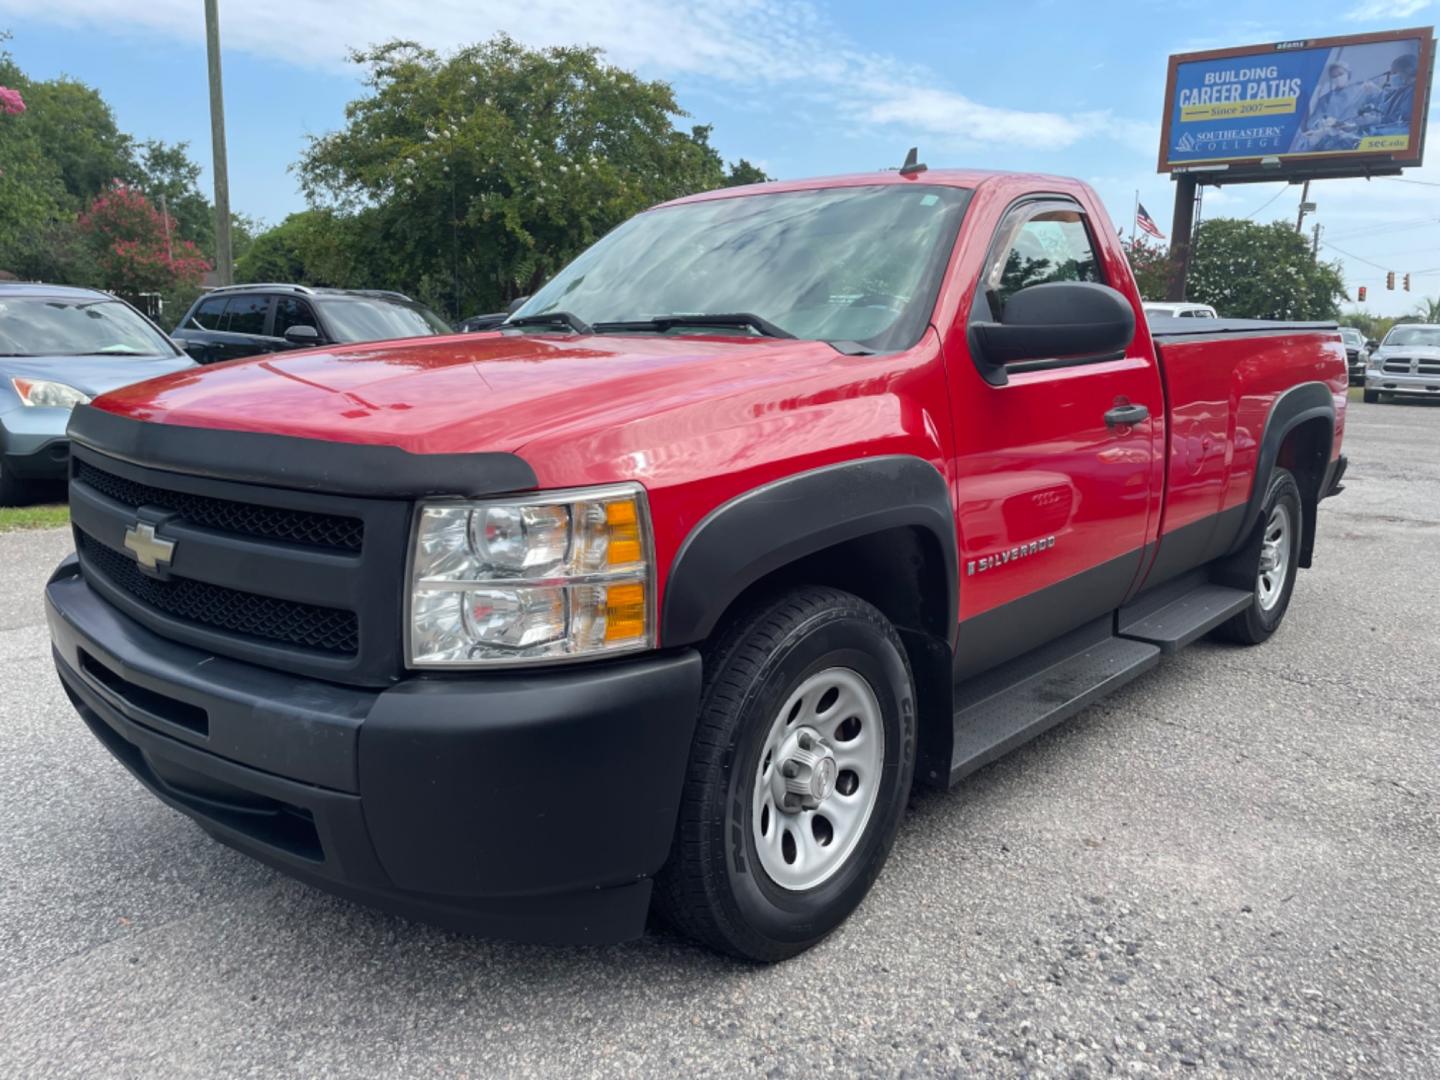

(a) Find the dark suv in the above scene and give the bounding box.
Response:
[172,284,453,364]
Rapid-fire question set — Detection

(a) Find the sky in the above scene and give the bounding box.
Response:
[2,0,1438,316]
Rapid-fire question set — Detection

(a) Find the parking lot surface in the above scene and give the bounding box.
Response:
[2,400,1437,1078]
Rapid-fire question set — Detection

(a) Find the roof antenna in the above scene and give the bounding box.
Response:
[899,146,927,177]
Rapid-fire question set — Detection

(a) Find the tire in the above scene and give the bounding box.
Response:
[653,586,916,962]
[0,459,31,507]
[1214,468,1303,646]
[1362,389,1380,404]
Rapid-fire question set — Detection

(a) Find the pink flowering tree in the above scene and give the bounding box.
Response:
[0,85,23,116]
[77,183,210,294]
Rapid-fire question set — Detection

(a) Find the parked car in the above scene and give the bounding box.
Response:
[0,283,193,504]
[1339,326,1369,384]
[458,297,529,334]
[47,168,1347,961]
[1143,301,1219,319]
[1363,322,1440,403]
[171,284,453,363]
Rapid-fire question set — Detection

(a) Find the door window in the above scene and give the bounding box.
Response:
[223,295,270,336]
[274,297,319,337]
[984,205,1103,314]
[189,296,228,330]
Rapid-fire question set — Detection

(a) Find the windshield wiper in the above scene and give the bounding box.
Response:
[592,313,795,339]
[505,311,594,335]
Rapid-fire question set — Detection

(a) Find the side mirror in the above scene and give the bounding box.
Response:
[1367,339,1380,351]
[969,281,1136,387]
[283,324,321,346]
[505,295,530,315]
[181,340,210,362]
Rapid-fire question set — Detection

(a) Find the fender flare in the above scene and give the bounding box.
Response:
[1226,381,1335,556]
[661,456,958,647]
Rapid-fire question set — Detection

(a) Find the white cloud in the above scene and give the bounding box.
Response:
[0,0,1140,152]
[1345,0,1433,21]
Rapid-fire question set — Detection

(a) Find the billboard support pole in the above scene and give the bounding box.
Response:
[1166,174,1197,301]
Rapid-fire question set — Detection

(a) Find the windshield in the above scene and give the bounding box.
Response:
[1383,325,1440,349]
[0,296,177,357]
[513,184,972,351]
[1339,329,1364,346]
[317,298,452,343]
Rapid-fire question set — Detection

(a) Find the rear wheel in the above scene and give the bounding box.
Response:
[654,586,916,961]
[1362,389,1380,404]
[1215,468,1302,646]
[0,460,31,506]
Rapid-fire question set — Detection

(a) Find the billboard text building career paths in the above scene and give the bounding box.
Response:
[1159,27,1433,175]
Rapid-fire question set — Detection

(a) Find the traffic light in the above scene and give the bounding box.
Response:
[1404,273,1411,292]
[1358,285,1368,301]
[1387,271,1396,290]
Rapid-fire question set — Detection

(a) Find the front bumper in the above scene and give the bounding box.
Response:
[47,557,702,944]
[1366,371,1440,397]
[1,433,69,481]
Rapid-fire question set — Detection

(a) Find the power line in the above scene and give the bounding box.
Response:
[1319,240,1392,272]
[1324,216,1440,242]
[1243,183,1290,220]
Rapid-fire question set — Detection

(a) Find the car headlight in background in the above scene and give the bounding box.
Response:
[408,484,655,667]
[11,378,91,408]
[1367,352,1384,370]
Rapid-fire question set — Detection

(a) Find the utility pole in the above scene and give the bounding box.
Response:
[159,193,173,261]
[1295,179,1311,235]
[205,0,233,285]
[1311,221,1321,260]
[1165,173,1198,301]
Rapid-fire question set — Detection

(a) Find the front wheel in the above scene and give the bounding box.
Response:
[654,586,916,961]
[1363,389,1380,404]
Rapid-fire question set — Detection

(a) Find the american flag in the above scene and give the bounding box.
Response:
[1136,203,1165,240]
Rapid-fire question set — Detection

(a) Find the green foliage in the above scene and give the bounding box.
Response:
[1339,310,1395,342]
[1122,237,1171,302]
[724,159,770,187]
[1409,296,1440,323]
[0,36,222,281]
[298,35,761,316]
[1187,218,1346,320]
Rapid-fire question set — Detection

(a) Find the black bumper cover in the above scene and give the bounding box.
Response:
[47,557,702,944]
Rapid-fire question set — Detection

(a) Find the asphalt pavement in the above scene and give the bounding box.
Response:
[2,400,1437,1078]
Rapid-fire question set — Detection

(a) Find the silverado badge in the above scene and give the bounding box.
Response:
[967,536,1056,576]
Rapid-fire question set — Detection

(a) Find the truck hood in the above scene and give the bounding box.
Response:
[92,332,847,456]
[1375,343,1440,358]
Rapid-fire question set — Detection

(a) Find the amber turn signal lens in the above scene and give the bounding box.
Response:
[604,582,647,642]
[606,499,643,565]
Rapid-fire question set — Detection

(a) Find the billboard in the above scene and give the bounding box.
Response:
[1159,27,1434,176]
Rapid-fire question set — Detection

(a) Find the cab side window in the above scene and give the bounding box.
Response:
[984,205,1103,315]
[189,296,228,330]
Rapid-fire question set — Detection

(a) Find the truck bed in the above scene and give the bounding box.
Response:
[1148,316,1338,338]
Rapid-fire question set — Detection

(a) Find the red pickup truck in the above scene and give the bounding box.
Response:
[46,168,1347,961]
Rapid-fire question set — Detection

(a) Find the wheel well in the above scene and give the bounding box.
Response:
[703,525,956,791]
[1276,416,1331,568]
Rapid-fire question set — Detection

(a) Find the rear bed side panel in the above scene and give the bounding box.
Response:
[1140,328,1346,591]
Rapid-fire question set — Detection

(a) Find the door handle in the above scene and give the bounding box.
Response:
[1104,403,1150,428]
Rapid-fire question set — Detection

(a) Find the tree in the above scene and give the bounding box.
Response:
[77,184,210,295]
[235,208,368,285]
[300,35,760,316]
[725,159,770,187]
[1121,237,1170,301]
[1409,296,1440,323]
[1187,218,1346,320]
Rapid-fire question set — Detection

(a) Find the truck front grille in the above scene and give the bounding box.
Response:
[79,533,360,655]
[75,460,364,552]
[69,446,412,685]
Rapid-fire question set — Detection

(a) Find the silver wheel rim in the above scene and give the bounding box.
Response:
[1257,503,1292,612]
[751,667,884,891]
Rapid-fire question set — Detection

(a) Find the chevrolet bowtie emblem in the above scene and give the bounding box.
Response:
[123,521,176,570]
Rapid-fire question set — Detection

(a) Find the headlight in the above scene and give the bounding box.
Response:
[407,484,654,667]
[1367,352,1384,370]
[11,378,91,408]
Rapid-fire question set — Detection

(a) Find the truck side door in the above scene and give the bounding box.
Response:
[947,196,1164,676]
